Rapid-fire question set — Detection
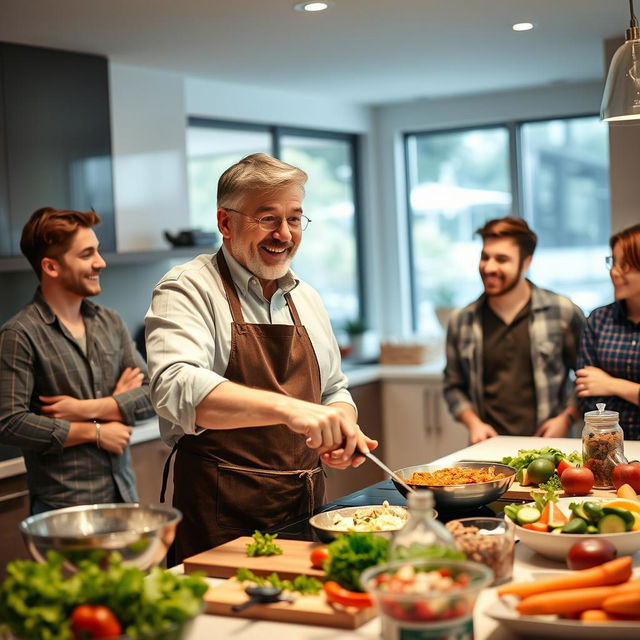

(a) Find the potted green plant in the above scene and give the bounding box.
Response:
[344,318,368,360]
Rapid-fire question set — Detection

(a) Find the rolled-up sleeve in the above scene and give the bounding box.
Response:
[0,328,69,453]
[145,274,227,434]
[112,316,155,425]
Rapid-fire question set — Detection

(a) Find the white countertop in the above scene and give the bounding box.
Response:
[181,436,640,640]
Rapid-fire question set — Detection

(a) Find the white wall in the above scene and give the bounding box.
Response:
[109,64,191,251]
[186,76,371,133]
[371,81,606,338]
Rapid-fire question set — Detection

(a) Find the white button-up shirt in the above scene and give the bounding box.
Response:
[145,245,355,446]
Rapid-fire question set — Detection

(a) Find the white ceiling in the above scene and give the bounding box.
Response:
[0,0,630,104]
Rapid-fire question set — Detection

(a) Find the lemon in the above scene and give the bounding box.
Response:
[603,498,640,515]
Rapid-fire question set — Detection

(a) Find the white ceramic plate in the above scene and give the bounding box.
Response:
[486,597,640,639]
[504,496,640,561]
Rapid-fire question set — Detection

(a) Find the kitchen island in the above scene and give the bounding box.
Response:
[181,436,640,640]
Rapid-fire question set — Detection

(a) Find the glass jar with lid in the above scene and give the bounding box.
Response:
[582,403,626,489]
[388,490,456,560]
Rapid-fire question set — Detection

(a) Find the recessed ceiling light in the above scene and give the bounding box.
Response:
[294,2,330,12]
[512,22,534,32]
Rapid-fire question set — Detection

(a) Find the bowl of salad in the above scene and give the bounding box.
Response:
[361,558,492,634]
[309,502,412,542]
[504,495,640,561]
[0,552,207,640]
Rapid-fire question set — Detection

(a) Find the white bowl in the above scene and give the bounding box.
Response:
[308,504,411,543]
[505,496,640,562]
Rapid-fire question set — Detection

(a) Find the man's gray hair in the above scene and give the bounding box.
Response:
[217,153,307,209]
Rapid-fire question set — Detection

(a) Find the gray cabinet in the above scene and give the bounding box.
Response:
[0,473,30,578]
[0,42,115,255]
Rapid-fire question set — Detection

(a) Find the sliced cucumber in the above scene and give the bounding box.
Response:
[562,518,588,534]
[516,506,542,525]
[598,513,627,534]
[586,525,599,534]
[583,502,605,522]
[570,503,589,520]
[601,509,634,531]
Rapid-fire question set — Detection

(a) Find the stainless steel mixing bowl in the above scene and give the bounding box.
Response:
[19,503,181,572]
[391,461,516,510]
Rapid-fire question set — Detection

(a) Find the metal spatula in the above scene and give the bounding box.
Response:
[361,450,416,495]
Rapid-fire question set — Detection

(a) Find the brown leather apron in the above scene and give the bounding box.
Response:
[171,250,325,562]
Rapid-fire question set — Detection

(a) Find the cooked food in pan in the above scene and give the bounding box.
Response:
[407,466,509,486]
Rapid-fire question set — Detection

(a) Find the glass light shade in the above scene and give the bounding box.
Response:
[601,37,640,121]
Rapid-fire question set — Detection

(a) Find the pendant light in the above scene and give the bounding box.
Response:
[601,0,640,121]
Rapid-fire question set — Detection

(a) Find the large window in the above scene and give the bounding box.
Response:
[406,115,610,333]
[186,120,362,327]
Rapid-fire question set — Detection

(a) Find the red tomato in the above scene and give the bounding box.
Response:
[71,604,122,639]
[611,463,640,492]
[566,539,617,570]
[561,467,594,496]
[556,459,576,476]
[309,546,329,569]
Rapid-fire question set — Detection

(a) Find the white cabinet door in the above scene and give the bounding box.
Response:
[382,380,468,471]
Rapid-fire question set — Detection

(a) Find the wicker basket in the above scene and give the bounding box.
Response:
[379,342,427,365]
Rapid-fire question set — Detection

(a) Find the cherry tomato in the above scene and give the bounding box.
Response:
[561,467,594,496]
[309,546,330,569]
[323,581,373,609]
[71,604,122,638]
[566,539,617,570]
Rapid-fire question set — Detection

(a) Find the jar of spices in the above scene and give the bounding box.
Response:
[582,403,626,489]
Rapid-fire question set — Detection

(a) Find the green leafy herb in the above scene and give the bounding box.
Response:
[501,447,581,472]
[235,568,322,595]
[539,472,562,492]
[325,532,389,593]
[246,531,283,557]
[0,551,208,640]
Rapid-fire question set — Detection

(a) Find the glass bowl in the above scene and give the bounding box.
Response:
[361,558,492,635]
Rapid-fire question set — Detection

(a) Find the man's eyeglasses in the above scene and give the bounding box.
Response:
[225,208,311,232]
[605,255,629,272]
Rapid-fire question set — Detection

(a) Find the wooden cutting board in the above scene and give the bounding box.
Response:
[502,482,617,501]
[204,577,377,629]
[183,537,324,580]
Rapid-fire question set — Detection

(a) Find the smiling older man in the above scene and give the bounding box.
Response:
[145,153,376,561]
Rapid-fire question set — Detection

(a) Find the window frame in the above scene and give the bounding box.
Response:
[186,117,365,323]
[403,112,606,331]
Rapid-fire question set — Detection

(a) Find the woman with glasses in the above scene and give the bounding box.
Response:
[576,223,640,440]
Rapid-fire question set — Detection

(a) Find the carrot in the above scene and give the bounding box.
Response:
[516,586,614,616]
[497,556,632,599]
[603,591,640,616]
[580,609,614,622]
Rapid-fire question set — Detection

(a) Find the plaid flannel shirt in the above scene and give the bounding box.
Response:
[444,282,585,433]
[578,301,640,440]
[0,290,154,508]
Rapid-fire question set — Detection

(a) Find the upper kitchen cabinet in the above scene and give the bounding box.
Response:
[0,43,115,255]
